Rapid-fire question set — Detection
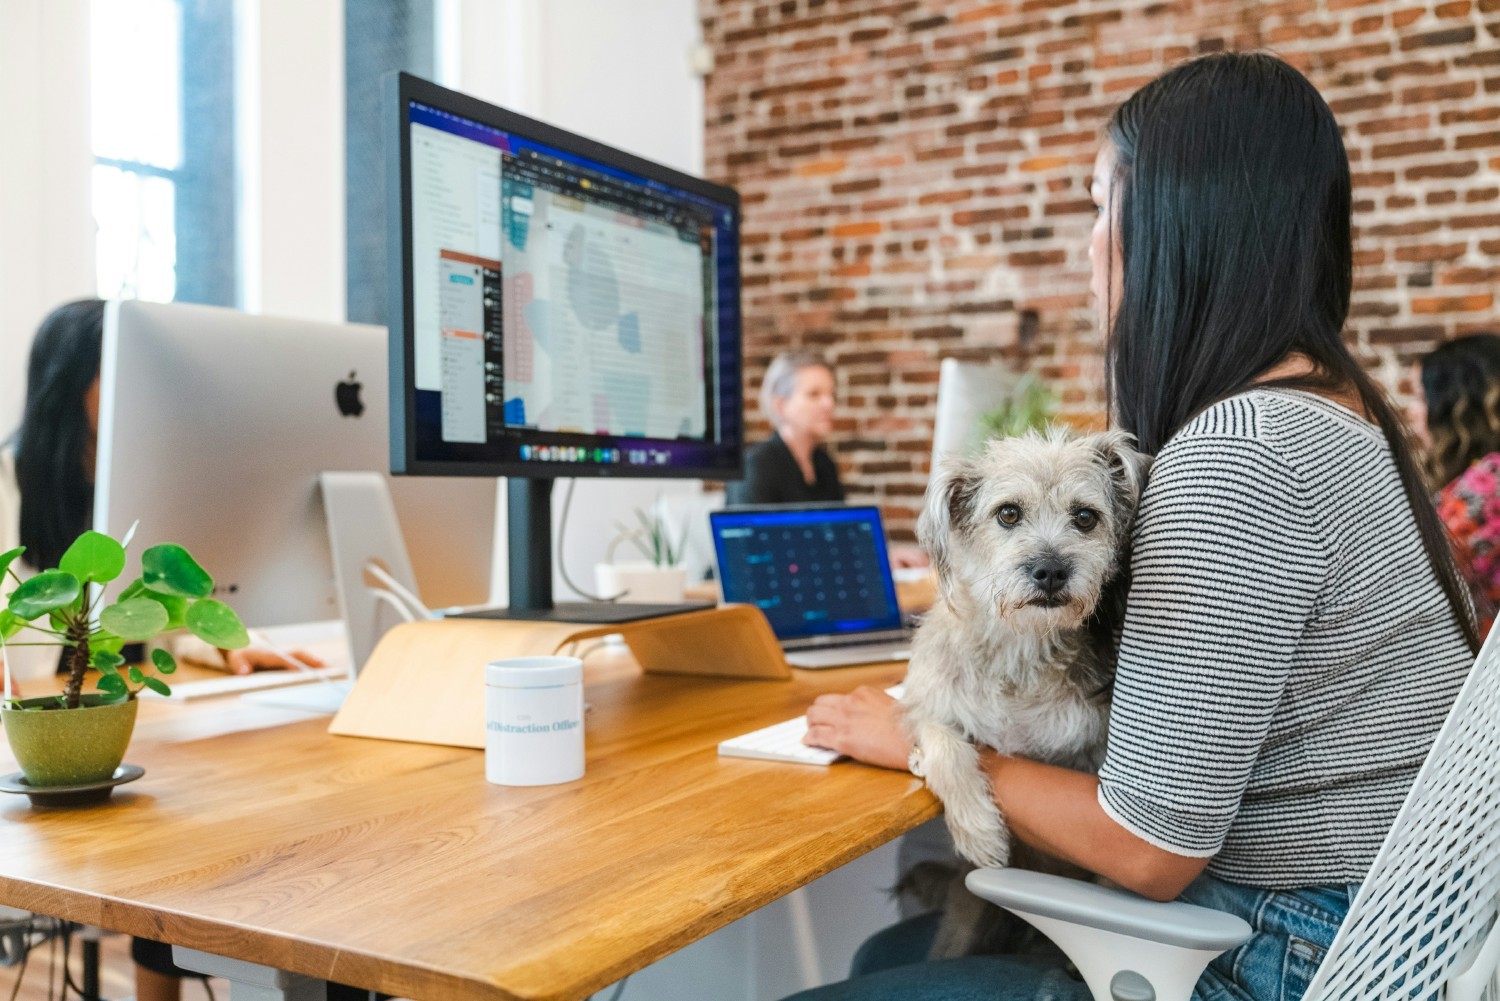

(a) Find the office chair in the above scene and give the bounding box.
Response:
[967,624,1500,1001]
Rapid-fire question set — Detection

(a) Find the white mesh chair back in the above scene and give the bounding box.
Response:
[1304,625,1500,1001]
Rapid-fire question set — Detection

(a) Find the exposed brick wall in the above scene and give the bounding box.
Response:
[701,0,1500,541]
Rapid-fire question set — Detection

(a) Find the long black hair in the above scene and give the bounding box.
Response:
[1104,52,1479,654]
[12,298,106,571]
[1419,333,1500,488]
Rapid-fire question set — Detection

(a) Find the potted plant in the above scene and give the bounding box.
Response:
[975,372,1058,445]
[595,505,690,604]
[0,528,248,793]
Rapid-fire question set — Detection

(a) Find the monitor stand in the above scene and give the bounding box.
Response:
[450,478,711,625]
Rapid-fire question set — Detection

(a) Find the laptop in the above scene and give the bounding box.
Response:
[709,505,914,669]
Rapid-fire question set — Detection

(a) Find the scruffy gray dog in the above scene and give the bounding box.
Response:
[903,427,1149,872]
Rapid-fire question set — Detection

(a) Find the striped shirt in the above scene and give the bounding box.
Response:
[1097,389,1471,887]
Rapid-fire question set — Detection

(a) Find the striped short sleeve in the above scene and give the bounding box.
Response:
[1097,431,1329,856]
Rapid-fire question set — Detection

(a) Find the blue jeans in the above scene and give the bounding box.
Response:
[781,874,1357,1001]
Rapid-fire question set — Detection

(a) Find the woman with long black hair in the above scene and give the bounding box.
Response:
[1,299,109,684]
[791,52,1474,1001]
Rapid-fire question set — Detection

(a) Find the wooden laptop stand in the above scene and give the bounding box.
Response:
[329,604,790,748]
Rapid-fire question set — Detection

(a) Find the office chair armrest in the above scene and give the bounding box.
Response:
[965,869,1252,1001]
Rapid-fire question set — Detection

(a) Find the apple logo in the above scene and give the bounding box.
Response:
[336,371,364,417]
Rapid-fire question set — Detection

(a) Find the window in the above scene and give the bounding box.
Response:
[91,0,236,306]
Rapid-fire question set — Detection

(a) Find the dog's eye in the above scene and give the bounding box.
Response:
[997,504,1022,527]
[1073,509,1099,532]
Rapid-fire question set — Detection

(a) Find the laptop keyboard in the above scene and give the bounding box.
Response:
[785,644,912,669]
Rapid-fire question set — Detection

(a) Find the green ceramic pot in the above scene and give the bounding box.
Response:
[1,694,139,787]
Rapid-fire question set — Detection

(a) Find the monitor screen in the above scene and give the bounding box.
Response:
[710,506,904,640]
[388,73,743,479]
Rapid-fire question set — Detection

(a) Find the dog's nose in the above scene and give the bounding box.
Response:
[1029,557,1071,596]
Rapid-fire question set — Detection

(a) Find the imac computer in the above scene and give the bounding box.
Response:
[94,299,497,637]
[388,72,742,622]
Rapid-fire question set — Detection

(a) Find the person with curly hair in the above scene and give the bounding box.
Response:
[1414,333,1500,634]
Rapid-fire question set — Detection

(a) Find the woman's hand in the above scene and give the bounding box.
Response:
[804,685,912,771]
[223,647,326,675]
[888,544,931,570]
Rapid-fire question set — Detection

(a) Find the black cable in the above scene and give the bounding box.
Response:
[202,976,217,1001]
[557,478,624,603]
[58,923,75,1000]
[607,976,629,1001]
[4,926,28,1001]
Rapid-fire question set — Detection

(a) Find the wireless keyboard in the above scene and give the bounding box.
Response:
[718,685,904,766]
[142,665,349,701]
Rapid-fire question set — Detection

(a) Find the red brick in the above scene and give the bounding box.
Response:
[1411,294,1495,313]
[1406,161,1480,179]
[1399,26,1477,49]
[1451,213,1500,229]
[1395,243,1468,262]
[1402,81,1478,102]
[832,220,883,237]
[1372,138,1445,158]
[1456,131,1500,150]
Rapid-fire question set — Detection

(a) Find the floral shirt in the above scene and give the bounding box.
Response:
[1436,452,1500,636]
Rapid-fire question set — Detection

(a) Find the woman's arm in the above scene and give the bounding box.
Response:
[805,687,1208,900]
[980,750,1209,901]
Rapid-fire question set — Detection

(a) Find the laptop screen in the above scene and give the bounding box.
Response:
[710,505,904,640]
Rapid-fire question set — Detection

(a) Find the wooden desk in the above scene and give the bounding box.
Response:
[0,655,935,1001]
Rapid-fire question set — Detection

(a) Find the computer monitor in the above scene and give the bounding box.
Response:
[931,358,1019,466]
[387,72,741,622]
[94,299,497,631]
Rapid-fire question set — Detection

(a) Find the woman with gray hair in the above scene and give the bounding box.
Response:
[728,351,845,505]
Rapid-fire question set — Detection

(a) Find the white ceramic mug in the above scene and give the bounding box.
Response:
[484,656,585,786]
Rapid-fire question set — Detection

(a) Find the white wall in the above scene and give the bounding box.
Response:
[443,0,705,175]
[0,0,96,433]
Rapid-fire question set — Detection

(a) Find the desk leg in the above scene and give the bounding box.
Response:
[170,947,327,1001]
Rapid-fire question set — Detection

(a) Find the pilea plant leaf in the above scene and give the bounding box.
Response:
[99,598,170,642]
[151,647,177,675]
[186,599,249,649]
[141,676,170,696]
[91,632,126,657]
[141,544,214,599]
[140,591,188,631]
[0,609,23,639]
[0,547,25,582]
[58,531,126,584]
[9,571,82,620]
[95,673,127,697]
[127,666,145,685]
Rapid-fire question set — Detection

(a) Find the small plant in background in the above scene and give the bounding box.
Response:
[1,528,249,710]
[607,505,689,568]
[976,373,1058,444]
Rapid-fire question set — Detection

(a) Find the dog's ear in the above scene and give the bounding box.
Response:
[1090,430,1152,537]
[919,454,981,606]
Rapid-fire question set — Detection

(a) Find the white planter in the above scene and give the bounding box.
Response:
[594,562,687,604]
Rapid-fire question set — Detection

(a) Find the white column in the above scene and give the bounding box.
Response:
[234,0,346,322]
[0,0,96,430]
